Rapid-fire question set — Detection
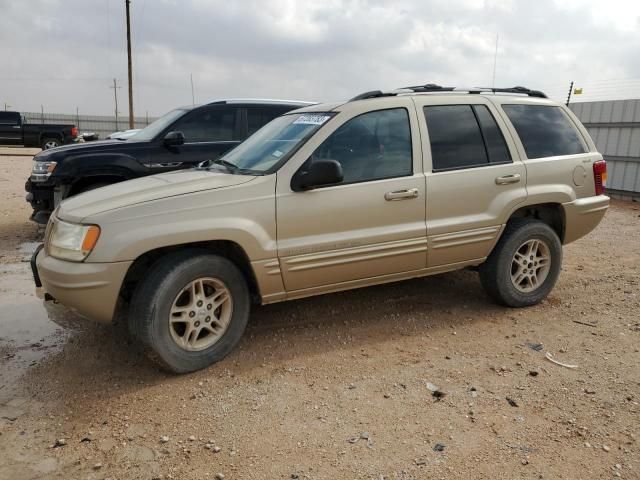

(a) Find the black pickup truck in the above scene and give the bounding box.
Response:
[0,111,78,149]
[25,99,312,223]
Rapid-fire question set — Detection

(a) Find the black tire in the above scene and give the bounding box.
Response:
[479,218,562,307]
[129,250,250,373]
[41,137,61,150]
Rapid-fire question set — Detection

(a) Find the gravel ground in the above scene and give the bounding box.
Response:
[0,151,639,479]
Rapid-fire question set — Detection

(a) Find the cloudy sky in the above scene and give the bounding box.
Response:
[1,0,640,117]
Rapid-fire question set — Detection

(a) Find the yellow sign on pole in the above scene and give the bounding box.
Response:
[574,87,583,94]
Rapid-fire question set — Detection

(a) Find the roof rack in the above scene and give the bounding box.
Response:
[349,84,547,101]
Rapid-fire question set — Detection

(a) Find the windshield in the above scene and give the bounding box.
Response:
[216,112,334,173]
[127,108,187,141]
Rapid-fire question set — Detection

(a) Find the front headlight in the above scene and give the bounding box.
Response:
[31,160,57,181]
[48,220,101,261]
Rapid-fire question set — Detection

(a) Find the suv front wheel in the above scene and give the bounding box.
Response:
[129,251,250,373]
[479,219,562,307]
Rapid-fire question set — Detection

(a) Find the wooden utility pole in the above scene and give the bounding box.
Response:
[110,78,122,130]
[125,0,134,129]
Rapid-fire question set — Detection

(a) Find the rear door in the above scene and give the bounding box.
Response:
[149,105,241,173]
[412,97,527,267]
[0,112,22,145]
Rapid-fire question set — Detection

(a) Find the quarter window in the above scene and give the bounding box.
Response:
[424,105,512,171]
[172,107,236,142]
[247,108,286,136]
[310,108,412,185]
[502,105,586,159]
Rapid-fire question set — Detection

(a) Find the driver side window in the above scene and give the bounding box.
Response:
[172,107,236,143]
[310,108,412,185]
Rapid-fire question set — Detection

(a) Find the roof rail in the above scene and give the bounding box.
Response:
[349,84,547,101]
[349,90,398,101]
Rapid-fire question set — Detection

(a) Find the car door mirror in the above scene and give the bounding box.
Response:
[163,130,185,146]
[292,159,343,191]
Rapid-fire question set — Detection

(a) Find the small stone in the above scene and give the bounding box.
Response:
[348,383,356,389]
[93,463,102,470]
[426,382,439,392]
[584,388,596,394]
[614,464,622,470]
[160,436,169,443]
[360,432,369,440]
[529,370,539,377]
[54,439,66,448]
[188,435,196,442]
[585,442,591,448]
[213,446,221,453]
[204,444,212,450]
[521,459,529,465]
[602,445,611,452]
[433,443,446,452]
[383,393,390,399]
[215,474,225,480]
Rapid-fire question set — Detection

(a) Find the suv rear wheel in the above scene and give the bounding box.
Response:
[479,219,562,307]
[129,250,250,373]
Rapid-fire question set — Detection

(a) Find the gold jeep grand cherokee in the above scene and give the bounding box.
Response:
[33,85,609,373]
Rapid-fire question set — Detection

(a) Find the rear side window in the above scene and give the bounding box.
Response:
[424,105,511,171]
[247,108,285,136]
[0,111,19,125]
[502,105,586,159]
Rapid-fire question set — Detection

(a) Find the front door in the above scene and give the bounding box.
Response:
[276,104,427,293]
[149,106,241,173]
[413,99,528,267]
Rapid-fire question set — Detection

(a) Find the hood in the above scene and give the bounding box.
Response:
[57,169,256,222]
[35,139,144,160]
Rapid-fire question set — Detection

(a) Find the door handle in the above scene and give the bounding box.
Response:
[495,174,521,185]
[384,188,419,201]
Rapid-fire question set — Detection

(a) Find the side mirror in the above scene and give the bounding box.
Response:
[163,130,185,146]
[292,159,343,191]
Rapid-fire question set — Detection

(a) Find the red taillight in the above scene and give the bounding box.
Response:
[593,160,607,196]
[71,126,78,138]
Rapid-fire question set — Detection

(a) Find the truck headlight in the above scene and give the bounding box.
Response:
[48,220,101,261]
[31,160,57,181]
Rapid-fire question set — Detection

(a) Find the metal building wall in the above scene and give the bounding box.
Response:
[22,112,157,142]
[570,99,640,198]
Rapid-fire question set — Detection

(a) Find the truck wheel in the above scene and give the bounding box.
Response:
[129,250,250,373]
[479,219,562,307]
[41,138,61,149]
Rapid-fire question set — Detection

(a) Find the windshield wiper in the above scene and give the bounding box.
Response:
[209,158,239,171]
[202,158,263,176]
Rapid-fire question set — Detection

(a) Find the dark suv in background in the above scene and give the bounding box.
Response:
[25,99,313,223]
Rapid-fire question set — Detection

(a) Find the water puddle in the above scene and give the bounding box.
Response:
[0,263,82,401]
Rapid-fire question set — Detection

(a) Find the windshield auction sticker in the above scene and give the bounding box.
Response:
[293,114,331,125]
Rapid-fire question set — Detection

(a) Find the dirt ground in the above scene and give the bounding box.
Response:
[0,151,638,480]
